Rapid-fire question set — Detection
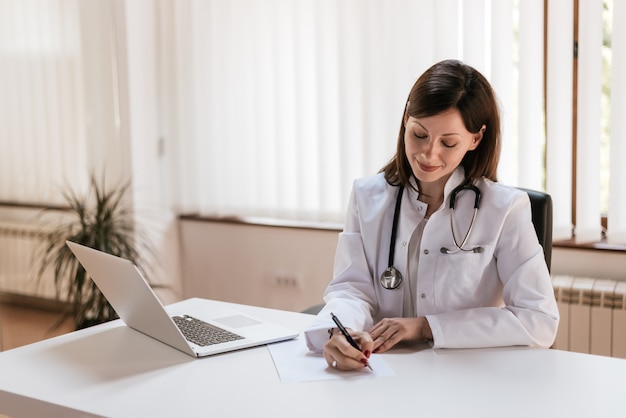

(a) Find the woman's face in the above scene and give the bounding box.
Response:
[404,107,483,190]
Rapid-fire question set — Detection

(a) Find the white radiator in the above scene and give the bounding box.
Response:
[0,222,57,299]
[552,275,626,358]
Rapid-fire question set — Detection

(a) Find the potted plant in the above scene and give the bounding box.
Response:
[34,175,154,329]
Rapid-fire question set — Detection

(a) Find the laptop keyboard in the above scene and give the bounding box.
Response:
[172,315,245,347]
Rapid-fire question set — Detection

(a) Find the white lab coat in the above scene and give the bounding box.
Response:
[305,167,559,352]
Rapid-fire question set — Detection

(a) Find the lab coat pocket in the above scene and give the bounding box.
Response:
[432,245,494,310]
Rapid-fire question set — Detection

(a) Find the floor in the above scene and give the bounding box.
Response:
[0,302,74,351]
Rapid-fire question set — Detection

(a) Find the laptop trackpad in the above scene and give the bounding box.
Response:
[214,315,262,328]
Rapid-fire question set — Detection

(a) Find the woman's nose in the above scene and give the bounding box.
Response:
[420,141,436,158]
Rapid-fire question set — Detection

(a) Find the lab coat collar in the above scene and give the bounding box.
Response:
[443,167,468,202]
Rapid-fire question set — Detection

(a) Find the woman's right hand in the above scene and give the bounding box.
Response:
[323,329,374,371]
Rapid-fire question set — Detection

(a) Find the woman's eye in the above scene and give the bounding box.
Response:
[442,142,456,148]
[414,133,427,139]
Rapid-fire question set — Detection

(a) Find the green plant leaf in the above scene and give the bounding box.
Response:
[34,174,156,330]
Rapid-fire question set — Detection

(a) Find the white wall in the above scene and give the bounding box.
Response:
[179,221,626,313]
[552,247,626,281]
[179,220,338,312]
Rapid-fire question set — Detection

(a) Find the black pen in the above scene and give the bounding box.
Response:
[330,312,373,371]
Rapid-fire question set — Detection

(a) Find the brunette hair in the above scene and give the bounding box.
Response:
[381,59,501,189]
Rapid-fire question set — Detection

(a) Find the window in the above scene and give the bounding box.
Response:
[547,0,625,245]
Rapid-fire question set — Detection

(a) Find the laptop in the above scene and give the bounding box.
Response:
[66,241,298,358]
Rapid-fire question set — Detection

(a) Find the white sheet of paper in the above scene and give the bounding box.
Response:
[267,337,395,383]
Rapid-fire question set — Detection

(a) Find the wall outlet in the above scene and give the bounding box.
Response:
[274,274,301,288]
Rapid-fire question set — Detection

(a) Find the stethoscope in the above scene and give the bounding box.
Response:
[380,181,483,290]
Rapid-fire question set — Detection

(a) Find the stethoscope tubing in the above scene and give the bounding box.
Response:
[446,183,481,252]
[381,180,482,290]
[387,186,404,268]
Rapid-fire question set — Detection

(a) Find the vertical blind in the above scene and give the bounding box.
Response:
[160,0,546,222]
[546,0,625,244]
[0,0,127,205]
[0,0,88,203]
[1,0,624,245]
[575,0,603,243]
[546,0,574,241]
[608,0,626,244]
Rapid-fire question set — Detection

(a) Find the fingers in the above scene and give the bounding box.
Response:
[324,331,373,371]
[369,318,407,353]
[324,351,344,370]
[324,351,364,370]
[371,328,397,354]
[351,332,374,356]
[369,320,390,341]
[370,317,431,353]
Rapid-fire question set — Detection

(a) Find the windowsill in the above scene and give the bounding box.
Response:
[178,213,344,232]
[180,213,626,254]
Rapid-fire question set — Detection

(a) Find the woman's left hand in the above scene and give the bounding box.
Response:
[369,316,432,353]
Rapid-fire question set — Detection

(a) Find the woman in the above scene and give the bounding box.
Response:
[304,59,559,371]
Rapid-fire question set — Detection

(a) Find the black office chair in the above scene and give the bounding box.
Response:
[516,188,553,272]
[301,188,553,315]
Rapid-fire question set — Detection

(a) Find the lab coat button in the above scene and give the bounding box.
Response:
[423,249,429,255]
[402,241,407,247]
[421,293,426,299]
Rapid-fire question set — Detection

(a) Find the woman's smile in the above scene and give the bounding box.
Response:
[417,162,440,172]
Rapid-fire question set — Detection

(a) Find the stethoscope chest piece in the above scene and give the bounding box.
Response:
[380,266,403,290]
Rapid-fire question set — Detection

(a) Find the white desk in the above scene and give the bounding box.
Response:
[1,298,625,418]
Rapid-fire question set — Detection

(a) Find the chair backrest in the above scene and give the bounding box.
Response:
[0,312,3,350]
[516,188,553,272]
